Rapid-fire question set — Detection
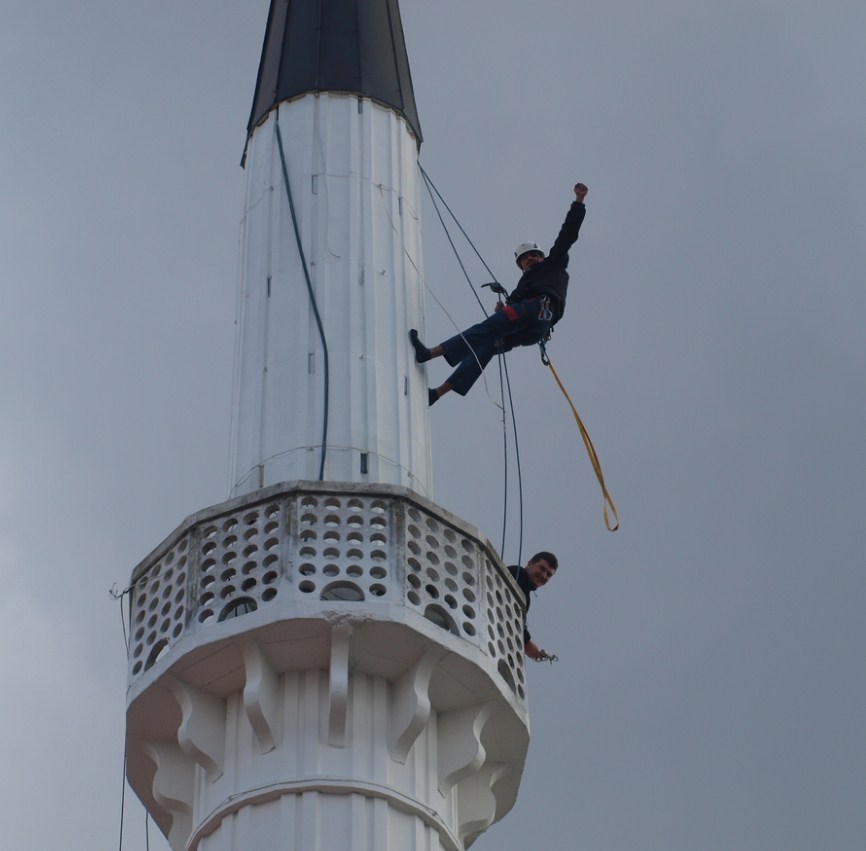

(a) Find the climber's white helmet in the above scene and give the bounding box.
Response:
[514,241,544,267]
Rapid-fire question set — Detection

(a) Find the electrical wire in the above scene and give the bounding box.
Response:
[275,112,330,482]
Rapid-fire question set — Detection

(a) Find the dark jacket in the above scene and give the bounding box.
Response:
[508,201,586,323]
[507,563,536,645]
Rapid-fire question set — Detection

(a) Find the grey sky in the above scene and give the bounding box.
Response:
[2,1,864,849]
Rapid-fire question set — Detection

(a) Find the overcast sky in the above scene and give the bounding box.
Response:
[2,1,865,849]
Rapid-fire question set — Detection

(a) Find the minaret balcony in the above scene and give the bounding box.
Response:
[126,482,528,709]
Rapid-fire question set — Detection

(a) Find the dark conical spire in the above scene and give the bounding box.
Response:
[247,0,422,143]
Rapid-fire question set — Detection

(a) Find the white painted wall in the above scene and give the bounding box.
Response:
[230,93,432,498]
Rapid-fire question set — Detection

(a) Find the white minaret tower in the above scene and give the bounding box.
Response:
[125,2,531,849]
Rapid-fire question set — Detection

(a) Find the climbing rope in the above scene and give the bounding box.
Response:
[540,343,619,531]
[418,165,526,560]
[275,111,330,482]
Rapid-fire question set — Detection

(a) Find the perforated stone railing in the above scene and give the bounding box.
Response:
[127,482,527,701]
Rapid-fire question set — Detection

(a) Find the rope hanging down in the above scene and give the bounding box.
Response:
[540,344,619,531]
[419,164,526,562]
[275,112,330,482]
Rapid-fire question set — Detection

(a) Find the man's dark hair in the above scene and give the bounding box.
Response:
[529,551,558,570]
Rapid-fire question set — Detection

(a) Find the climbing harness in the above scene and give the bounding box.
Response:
[539,341,620,532]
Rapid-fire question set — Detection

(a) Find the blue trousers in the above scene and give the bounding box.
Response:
[440,298,552,396]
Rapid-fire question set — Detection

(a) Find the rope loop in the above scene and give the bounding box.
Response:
[545,354,619,532]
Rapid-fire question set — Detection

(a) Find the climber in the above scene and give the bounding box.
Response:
[410,182,588,405]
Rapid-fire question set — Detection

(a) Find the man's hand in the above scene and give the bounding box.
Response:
[525,640,542,660]
[574,182,588,202]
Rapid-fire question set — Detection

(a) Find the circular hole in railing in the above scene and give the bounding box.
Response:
[262,588,277,601]
[221,567,236,583]
[243,527,258,541]
[444,594,457,609]
[347,565,363,577]
[407,540,421,555]
[220,585,236,599]
[463,622,477,637]
[371,549,387,561]
[243,544,259,557]
[244,511,259,526]
[199,608,215,623]
[262,570,278,585]
[264,537,279,551]
[370,566,386,579]
[323,564,340,577]
[242,560,258,575]
[324,546,340,559]
[222,551,237,564]
[299,563,316,576]
[423,605,458,636]
[242,578,257,592]
[463,604,476,619]
[299,580,316,594]
[323,529,341,541]
[347,548,363,560]
[219,597,257,621]
[425,584,439,599]
[407,591,421,605]
[172,623,183,638]
[223,534,238,548]
[370,532,387,545]
[444,578,458,592]
[407,573,421,589]
[222,518,238,533]
[321,581,364,602]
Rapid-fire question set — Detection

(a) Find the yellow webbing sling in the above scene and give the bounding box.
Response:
[543,350,620,532]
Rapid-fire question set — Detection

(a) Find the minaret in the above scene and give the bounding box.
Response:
[124,3,531,849]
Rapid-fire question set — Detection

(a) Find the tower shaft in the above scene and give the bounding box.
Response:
[231,94,431,497]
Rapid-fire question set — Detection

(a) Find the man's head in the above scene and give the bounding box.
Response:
[525,551,558,588]
[514,241,545,271]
